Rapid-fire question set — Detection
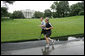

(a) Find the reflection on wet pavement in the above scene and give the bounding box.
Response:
[1,37,84,55]
[41,45,55,55]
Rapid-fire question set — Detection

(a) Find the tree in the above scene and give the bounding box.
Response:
[50,4,55,18]
[53,1,58,11]
[7,12,12,18]
[2,1,15,8]
[34,11,44,18]
[1,7,8,17]
[1,1,15,18]
[56,1,70,17]
[44,9,52,18]
[50,1,70,18]
[50,1,58,18]
[4,1,14,4]
[78,11,84,15]
[70,1,84,16]
[11,11,25,19]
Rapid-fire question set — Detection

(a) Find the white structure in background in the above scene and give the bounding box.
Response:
[21,9,35,18]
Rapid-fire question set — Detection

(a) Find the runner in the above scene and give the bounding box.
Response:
[44,17,55,48]
[40,17,46,38]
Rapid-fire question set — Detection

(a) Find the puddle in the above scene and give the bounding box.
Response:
[54,34,84,41]
[55,37,84,41]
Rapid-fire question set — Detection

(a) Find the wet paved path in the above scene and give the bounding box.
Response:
[1,39,84,55]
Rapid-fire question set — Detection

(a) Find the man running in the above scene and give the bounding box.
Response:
[44,17,55,48]
[40,17,46,38]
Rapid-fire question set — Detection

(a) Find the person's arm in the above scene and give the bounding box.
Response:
[49,26,53,29]
[40,25,45,27]
[45,26,53,30]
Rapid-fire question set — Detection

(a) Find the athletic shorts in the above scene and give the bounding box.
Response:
[46,31,51,37]
[41,29,46,35]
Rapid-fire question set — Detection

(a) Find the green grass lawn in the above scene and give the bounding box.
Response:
[1,16,84,42]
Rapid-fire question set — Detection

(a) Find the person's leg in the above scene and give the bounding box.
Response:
[44,30,46,39]
[47,32,55,45]
[47,32,52,42]
[46,36,50,44]
[45,35,50,48]
[48,37,55,42]
[48,37,53,41]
